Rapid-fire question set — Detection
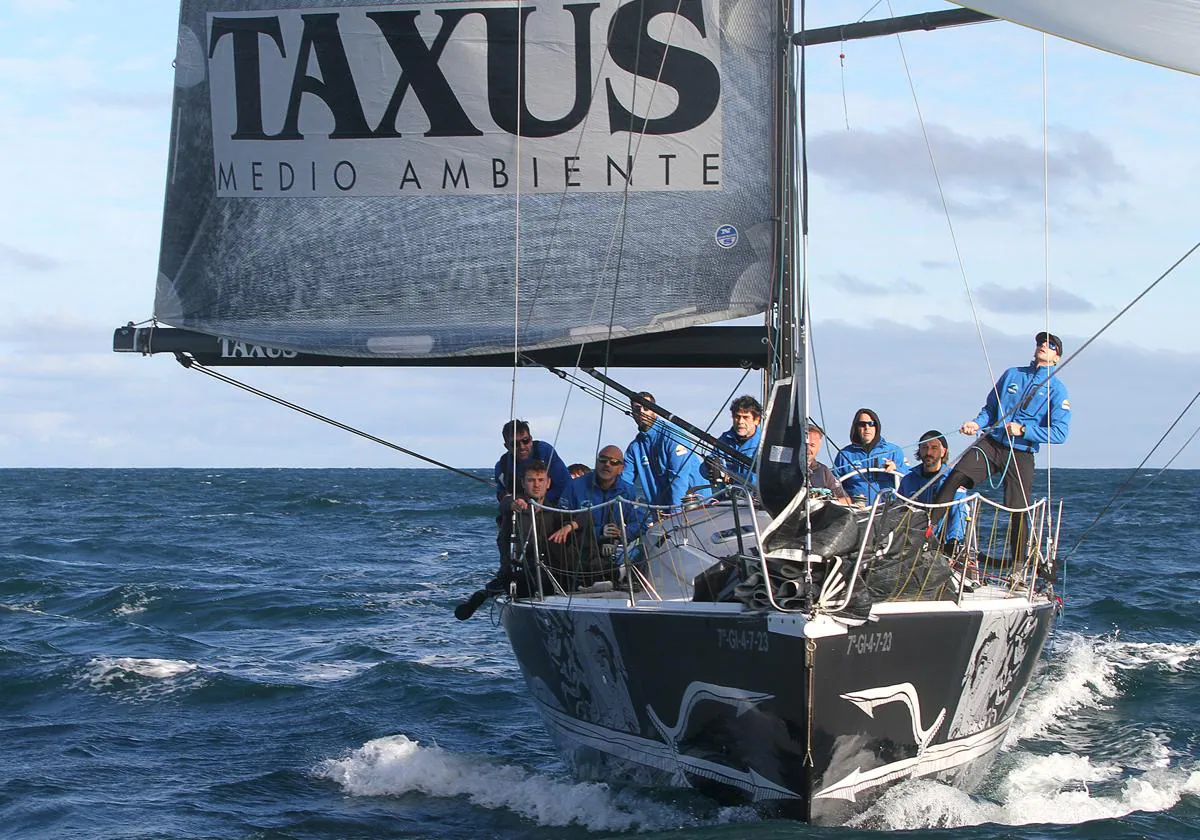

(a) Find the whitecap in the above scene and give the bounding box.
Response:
[851,759,1200,830]
[80,656,203,699]
[114,591,156,616]
[1007,633,1118,743]
[316,734,696,831]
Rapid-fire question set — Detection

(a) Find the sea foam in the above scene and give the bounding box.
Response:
[316,734,703,832]
[80,656,202,699]
[852,630,1200,830]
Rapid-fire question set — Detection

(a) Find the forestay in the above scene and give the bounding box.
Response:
[156,0,779,358]
[954,0,1200,77]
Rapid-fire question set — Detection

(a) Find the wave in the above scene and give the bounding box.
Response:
[850,765,1200,831]
[848,631,1200,830]
[78,656,204,700]
[1012,632,1200,743]
[315,734,724,832]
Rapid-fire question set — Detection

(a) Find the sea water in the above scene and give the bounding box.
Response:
[1,468,1197,839]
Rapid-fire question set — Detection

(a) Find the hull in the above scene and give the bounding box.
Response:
[500,592,1055,824]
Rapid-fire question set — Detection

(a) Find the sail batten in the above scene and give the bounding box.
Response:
[952,1,1200,76]
[156,0,780,358]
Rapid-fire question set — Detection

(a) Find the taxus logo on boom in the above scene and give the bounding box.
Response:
[218,338,299,360]
[205,0,724,197]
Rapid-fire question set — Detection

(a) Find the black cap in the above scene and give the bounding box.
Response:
[1035,331,1063,355]
[918,429,948,450]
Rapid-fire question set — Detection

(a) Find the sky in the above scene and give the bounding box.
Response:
[1,0,1199,471]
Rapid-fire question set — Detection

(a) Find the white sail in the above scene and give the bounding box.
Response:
[953,0,1200,76]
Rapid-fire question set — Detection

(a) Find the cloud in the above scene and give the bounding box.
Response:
[809,123,1128,217]
[0,242,60,271]
[829,272,923,296]
[974,284,1097,315]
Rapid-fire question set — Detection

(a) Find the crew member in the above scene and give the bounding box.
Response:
[702,394,762,487]
[624,392,708,511]
[899,429,966,546]
[833,408,907,503]
[935,331,1071,558]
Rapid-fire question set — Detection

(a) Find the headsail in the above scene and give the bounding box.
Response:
[952,1,1200,76]
[156,0,780,359]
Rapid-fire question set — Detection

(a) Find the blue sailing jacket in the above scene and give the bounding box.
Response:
[834,439,907,502]
[559,473,645,541]
[899,464,966,541]
[974,364,1070,453]
[493,440,570,505]
[624,419,709,510]
[701,426,761,487]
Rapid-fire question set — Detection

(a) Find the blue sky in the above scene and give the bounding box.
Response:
[1,0,1198,470]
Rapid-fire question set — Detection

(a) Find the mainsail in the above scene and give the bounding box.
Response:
[953,0,1200,77]
[155,0,780,358]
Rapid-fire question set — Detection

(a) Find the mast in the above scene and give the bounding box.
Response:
[792,0,810,466]
[756,0,812,517]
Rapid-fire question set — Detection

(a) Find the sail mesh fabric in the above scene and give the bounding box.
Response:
[155,0,780,357]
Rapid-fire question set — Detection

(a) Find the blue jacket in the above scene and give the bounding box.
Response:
[701,426,761,486]
[899,464,966,541]
[493,440,570,505]
[624,424,662,507]
[625,419,710,509]
[974,364,1070,453]
[560,473,646,541]
[834,440,907,502]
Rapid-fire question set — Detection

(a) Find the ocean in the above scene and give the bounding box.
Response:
[1,468,1197,839]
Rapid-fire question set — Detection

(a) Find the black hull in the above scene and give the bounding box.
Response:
[501,596,1055,824]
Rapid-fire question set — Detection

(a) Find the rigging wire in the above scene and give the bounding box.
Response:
[174,355,491,488]
[1053,239,1200,378]
[506,0,526,501]
[1041,33,1055,566]
[1062,383,1200,563]
[886,1,999,397]
[887,0,1048,515]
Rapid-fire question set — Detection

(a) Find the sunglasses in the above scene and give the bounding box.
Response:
[508,436,533,446]
[857,420,876,428]
[596,456,624,466]
[1038,339,1060,352]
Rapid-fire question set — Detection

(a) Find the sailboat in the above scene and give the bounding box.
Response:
[113,0,1198,825]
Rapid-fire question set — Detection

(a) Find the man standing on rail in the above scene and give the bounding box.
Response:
[936,331,1071,557]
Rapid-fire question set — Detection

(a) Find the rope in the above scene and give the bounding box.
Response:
[1062,383,1200,562]
[1054,239,1200,378]
[506,0,525,508]
[1041,33,1053,514]
[886,0,1042,508]
[174,354,490,487]
[886,1,1000,403]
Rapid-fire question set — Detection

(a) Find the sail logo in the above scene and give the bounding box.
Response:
[204,0,724,197]
[217,338,299,359]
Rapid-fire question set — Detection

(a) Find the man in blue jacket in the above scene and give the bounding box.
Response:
[493,419,570,508]
[624,392,708,511]
[833,408,907,503]
[899,430,966,546]
[702,394,762,488]
[935,332,1071,559]
[553,445,646,588]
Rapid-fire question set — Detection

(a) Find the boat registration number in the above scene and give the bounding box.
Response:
[716,628,769,653]
[846,631,893,655]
